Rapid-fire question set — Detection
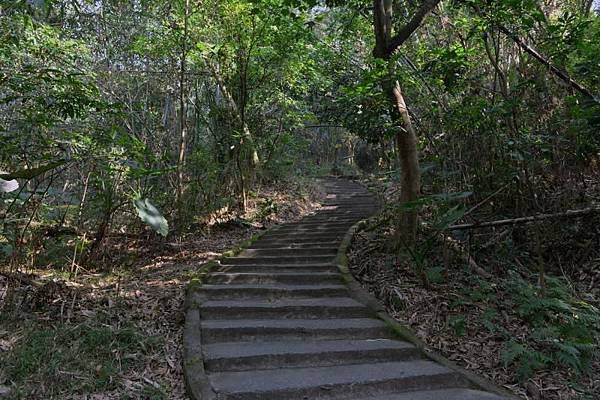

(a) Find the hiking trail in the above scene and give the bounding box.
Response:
[184,177,509,400]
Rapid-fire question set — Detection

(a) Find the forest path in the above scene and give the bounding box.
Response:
[184,177,509,400]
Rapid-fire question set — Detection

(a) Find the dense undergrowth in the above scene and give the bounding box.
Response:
[349,176,600,400]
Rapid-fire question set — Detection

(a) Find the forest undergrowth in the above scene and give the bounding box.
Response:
[349,175,600,400]
[0,181,321,399]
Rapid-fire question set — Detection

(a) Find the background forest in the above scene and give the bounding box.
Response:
[1,0,599,399]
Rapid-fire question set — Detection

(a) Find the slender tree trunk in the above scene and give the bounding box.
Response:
[391,80,421,244]
[470,2,599,103]
[582,0,594,16]
[482,32,519,136]
[206,60,259,209]
[177,0,190,211]
[372,0,440,245]
[236,153,248,212]
[207,62,260,168]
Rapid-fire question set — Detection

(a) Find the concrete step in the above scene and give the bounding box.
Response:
[218,264,339,273]
[293,220,357,226]
[209,360,464,400]
[322,194,374,198]
[272,222,355,231]
[311,207,372,212]
[260,232,347,241]
[321,201,371,205]
[203,339,420,372]
[266,228,351,236]
[200,318,392,343]
[253,237,342,245]
[264,227,350,235]
[280,218,357,224]
[240,247,338,257]
[266,230,351,238]
[184,180,507,400]
[318,211,374,215]
[207,272,343,285]
[327,197,373,201]
[299,215,362,221]
[322,200,376,205]
[223,255,335,265]
[357,389,507,400]
[323,191,371,194]
[302,214,369,221]
[325,191,371,195]
[248,241,341,249]
[313,208,374,213]
[199,284,349,299]
[199,297,369,319]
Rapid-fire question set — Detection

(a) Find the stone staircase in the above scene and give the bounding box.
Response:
[184,178,510,400]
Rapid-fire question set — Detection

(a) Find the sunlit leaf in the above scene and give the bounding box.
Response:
[133,198,169,237]
[0,178,18,193]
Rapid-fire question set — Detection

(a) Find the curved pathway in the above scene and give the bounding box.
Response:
[185,178,509,400]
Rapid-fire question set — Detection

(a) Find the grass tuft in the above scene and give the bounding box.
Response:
[4,322,159,397]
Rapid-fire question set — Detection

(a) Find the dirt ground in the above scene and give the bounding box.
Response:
[0,182,322,399]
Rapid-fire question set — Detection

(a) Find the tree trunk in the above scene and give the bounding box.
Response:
[177,0,190,212]
[391,80,421,244]
[207,61,260,168]
[372,0,440,244]
[206,60,259,209]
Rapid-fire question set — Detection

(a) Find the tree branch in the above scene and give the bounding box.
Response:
[448,207,600,230]
[373,0,389,57]
[386,0,441,55]
[496,25,599,104]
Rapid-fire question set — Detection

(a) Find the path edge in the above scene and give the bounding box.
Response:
[335,187,519,399]
[183,178,328,399]
[183,231,271,400]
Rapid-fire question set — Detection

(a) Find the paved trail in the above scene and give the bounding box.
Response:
[185,178,508,400]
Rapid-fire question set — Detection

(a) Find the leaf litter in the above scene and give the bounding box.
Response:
[0,182,322,399]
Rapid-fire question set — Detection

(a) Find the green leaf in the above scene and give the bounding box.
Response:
[500,340,526,366]
[0,160,66,180]
[425,266,445,284]
[0,243,14,257]
[448,315,467,336]
[500,340,549,380]
[431,191,473,202]
[435,204,467,230]
[133,198,169,237]
[554,342,583,372]
[481,308,498,332]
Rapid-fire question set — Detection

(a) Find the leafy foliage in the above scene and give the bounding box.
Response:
[500,272,599,379]
[500,340,550,380]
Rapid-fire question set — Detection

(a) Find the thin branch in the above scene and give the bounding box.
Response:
[386,0,442,55]
[496,25,599,104]
[448,207,600,230]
